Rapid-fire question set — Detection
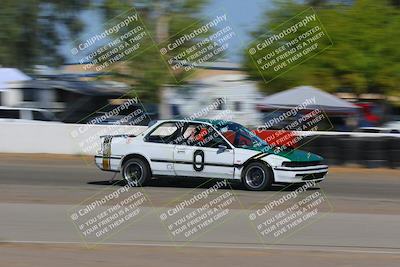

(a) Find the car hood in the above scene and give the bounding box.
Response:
[242,145,323,162]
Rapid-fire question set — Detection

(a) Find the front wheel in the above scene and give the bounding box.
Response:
[121,158,150,186]
[242,162,273,191]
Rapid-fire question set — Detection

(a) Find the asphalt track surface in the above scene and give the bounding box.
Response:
[0,153,399,267]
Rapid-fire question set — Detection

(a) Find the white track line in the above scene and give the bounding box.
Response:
[1,240,400,255]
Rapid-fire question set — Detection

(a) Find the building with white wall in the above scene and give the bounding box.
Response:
[0,68,31,106]
[163,74,264,127]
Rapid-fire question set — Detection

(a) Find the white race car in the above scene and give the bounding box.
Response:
[95,119,328,191]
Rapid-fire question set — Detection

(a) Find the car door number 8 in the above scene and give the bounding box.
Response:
[193,150,205,171]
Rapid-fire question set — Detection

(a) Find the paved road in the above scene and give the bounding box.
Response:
[0,154,399,267]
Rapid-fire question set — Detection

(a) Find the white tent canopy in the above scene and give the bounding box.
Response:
[0,68,31,91]
[259,86,359,113]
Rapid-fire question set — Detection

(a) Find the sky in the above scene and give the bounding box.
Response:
[62,0,274,64]
[201,0,273,62]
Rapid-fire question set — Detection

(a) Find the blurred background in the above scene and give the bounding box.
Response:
[1,3,400,266]
[0,0,399,167]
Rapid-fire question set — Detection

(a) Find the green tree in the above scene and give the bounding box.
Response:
[0,0,90,69]
[0,0,210,103]
[98,0,210,102]
[243,0,400,98]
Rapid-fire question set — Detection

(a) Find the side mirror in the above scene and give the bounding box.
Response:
[217,145,228,154]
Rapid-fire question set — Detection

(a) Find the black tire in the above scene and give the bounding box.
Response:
[121,158,150,186]
[242,161,273,191]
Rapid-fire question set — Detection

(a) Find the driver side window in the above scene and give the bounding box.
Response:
[219,125,254,147]
[181,123,229,148]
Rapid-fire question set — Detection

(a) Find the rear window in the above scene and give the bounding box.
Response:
[145,122,180,144]
[0,109,19,119]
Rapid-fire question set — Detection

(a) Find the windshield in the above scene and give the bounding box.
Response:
[214,122,268,148]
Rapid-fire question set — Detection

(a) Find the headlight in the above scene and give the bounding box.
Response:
[281,161,291,167]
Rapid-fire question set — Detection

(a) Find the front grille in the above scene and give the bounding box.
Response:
[299,172,327,180]
[282,161,323,167]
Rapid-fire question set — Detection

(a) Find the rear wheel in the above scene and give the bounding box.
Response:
[242,162,272,191]
[121,158,150,186]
